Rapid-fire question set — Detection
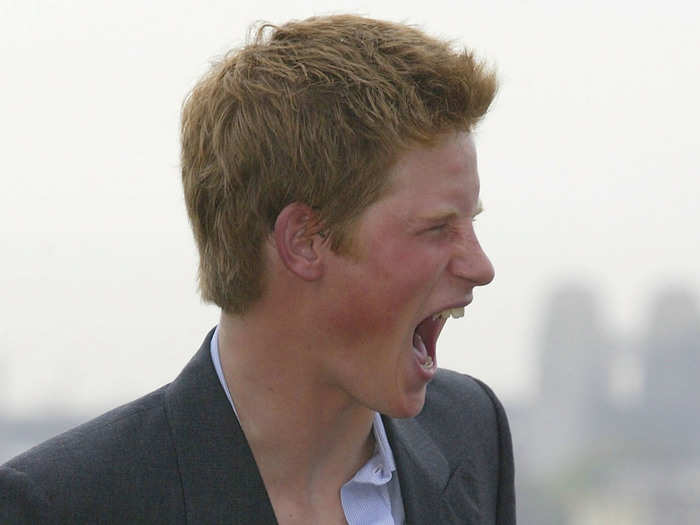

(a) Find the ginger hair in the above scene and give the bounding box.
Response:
[181,14,497,313]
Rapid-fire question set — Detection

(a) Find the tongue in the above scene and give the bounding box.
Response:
[412,331,430,365]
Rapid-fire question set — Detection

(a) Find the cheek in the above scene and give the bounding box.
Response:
[376,243,444,305]
[326,283,403,342]
[366,233,440,288]
[331,255,438,341]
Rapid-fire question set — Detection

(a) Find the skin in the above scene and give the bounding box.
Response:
[218,131,494,524]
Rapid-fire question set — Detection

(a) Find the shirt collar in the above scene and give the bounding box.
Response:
[210,325,237,416]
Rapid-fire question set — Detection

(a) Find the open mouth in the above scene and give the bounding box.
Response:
[412,306,465,370]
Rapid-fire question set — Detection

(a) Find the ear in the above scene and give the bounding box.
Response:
[273,202,326,281]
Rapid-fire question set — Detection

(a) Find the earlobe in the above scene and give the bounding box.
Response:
[273,203,325,281]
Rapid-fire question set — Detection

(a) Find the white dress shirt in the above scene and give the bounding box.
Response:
[210,326,405,524]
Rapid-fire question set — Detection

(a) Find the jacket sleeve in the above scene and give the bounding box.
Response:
[0,466,53,525]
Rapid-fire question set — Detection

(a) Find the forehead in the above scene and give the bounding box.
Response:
[378,131,479,214]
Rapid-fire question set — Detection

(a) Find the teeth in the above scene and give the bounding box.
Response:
[450,306,465,319]
[421,356,434,369]
[432,307,465,321]
[431,311,447,321]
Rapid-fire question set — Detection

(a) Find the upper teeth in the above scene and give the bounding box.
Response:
[432,307,465,321]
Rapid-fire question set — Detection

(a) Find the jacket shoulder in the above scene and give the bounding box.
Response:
[423,368,509,430]
[422,369,516,524]
[1,386,185,524]
[420,369,513,468]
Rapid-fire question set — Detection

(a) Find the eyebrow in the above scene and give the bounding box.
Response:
[415,199,485,225]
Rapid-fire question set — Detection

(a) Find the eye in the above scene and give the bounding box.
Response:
[427,223,448,232]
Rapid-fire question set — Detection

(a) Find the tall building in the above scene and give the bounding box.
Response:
[640,288,700,459]
[528,284,614,474]
[514,282,700,524]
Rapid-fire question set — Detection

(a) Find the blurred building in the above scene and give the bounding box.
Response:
[513,283,700,524]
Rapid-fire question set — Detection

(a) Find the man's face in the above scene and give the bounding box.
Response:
[317,131,494,418]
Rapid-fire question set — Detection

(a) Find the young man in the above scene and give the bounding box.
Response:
[1,15,515,524]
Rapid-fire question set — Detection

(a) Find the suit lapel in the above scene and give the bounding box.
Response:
[164,329,278,524]
[383,415,447,524]
[384,413,481,524]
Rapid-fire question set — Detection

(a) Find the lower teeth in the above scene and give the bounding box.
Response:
[421,356,433,369]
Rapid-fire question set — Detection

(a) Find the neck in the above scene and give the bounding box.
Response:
[217,310,376,495]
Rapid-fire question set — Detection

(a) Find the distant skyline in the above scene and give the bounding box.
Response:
[514,281,700,524]
[2,1,699,414]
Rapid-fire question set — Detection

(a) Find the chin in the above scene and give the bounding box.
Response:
[383,388,428,419]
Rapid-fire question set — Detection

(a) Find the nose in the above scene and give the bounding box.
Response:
[448,231,495,287]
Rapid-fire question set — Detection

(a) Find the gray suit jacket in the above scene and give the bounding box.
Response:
[1,330,515,524]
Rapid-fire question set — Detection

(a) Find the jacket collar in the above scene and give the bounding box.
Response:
[164,328,278,524]
[384,414,480,524]
[383,414,449,523]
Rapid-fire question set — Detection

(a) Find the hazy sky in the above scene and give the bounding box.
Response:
[2,0,699,416]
